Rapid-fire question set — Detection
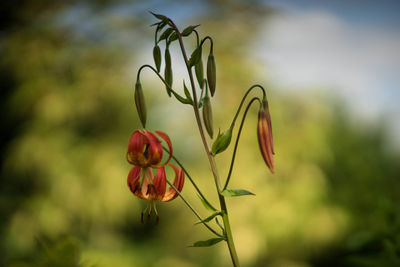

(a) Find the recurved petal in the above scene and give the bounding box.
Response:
[127,130,148,166]
[127,166,145,199]
[162,164,185,202]
[152,167,167,201]
[257,110,274,173]
[154,131,173,166]
[143,130,163,167]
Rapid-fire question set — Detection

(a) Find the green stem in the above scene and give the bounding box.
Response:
[162,146,217,211]
[223,97,261,190]
[137,64,188,101]
[169,19,240,267]
[200,36,214,53]
[230,84,266,129]
[165,179,223,238]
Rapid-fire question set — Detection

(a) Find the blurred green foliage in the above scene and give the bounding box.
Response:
[1,1,399,267]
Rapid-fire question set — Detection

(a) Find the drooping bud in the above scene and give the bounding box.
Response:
[207,52,216,96]
[195,59,204,89]
[189,46,202,67]
[257,100,274,173]
[211,127,232,155]
[181,25,200,36]
[134,80,147,128]
[202,95,214,138]
[164,47,173,97]
[153,45,161,72]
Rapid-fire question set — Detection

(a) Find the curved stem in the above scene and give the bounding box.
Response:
[194,29,200,47]
[166,180,224,238]
[137,64,187,100]
[223,97,262,190]
[200,36,214,53]
[162,146,217,211]
[230,84,266,129]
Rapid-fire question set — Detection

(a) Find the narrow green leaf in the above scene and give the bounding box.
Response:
[221,189,255,197]
[181,25,200,36]
[158,28,173,42]
[171,90,192,105]
[150,12,168,21]
[198,194,217,212]
[183,81,192,101]
[189,46,202,67]
[195,212,221,225]
[191,238,224,247]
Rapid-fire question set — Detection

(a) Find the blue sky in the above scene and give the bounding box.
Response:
[256,0,400,145]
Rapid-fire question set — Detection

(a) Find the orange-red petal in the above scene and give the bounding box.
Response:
[257,109,274,173]
[152,167,167,201]
[154,131,173,166]
[162,164,185,202]
[127,130,148,166]
[143,130,163,167]
[127,166,145,199]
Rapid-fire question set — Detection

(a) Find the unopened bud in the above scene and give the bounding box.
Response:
[211,127,232,155]
[202,95,214,138]
[195,59,204,89]
[207,53,216,96]
[257,100,274,173]
[153,45,161,72]
[134,81,147,127]
[164,48,173,96]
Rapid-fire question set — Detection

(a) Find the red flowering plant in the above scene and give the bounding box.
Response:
[127,13,274,267]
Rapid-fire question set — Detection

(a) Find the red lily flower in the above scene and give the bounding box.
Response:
[126,130,184,223]
[257,101,275,173]
[127,129,173,168]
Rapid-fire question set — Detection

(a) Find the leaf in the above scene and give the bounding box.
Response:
[195,212,221,225]
[183,81,192,101]
[211,128,232,155]
[171,90,192,105]
[221,189,255,197]
[191,238,224,247]
[181,25,200,36]
[198,194,217,212]
[188,46,202,67]
[158,28,173,42]
[150,12,168,21]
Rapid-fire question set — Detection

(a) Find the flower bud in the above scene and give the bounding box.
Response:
[153,45,161,72]
[134,81,147,128]
[164,48,173,97]
[207,53,216,96]
[195,59,204,89]
[257,100,274,173]
[211,127,232,156]
[202,95,214,138]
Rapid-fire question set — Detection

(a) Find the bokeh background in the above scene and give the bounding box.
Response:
[1,0,400,266]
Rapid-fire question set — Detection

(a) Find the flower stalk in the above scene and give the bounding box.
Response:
[127,13,275,267]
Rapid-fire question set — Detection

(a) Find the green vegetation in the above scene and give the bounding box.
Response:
[1,1,399,266]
